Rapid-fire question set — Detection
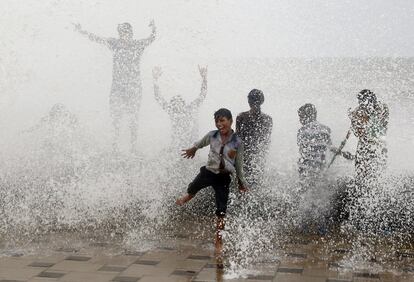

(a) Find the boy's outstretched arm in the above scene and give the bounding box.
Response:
[181,132,211,158]
[190,65,208,108]
[73,23,110,46]
[152,67,169,111]
[140,20,157,47]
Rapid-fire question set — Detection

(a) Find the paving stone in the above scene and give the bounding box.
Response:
[0,258,37,269]
[50,260,102,272]
[157,247,176,251]
[55,247,79,253]
[193,268,218,281]
[171,269,197,276]
[335,271,353,281]
[133,260,160,266]
[91,255,141,266]
[286,253,307,259]
[353,272,380,279]
[0,280,26,282]
[28,262,55,268]
[28,278,60,282]
[139,277,189,282]
[90,242,110,247]
[99,265,128,272]
[187,255,211,260]
[203,263,229,269]
[59,271,116,281]
[204,263,217,269]
[277,267,303,274]
[64,255,91,261]
[247,274,274,280]
[273,272,307,282]
[302,266,335,277]
[112,276,140,282]
[175,259,207,271]
[37,271,66,278]
[0,267,46,280]
[140,251,187,261]
[121,264,174,276]
[124,251,146,256]
[326,279,352,282]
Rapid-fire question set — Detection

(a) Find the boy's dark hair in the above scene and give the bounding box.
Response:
[214,108,232,121]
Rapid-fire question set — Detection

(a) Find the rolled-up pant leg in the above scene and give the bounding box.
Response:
[187,166,231,217]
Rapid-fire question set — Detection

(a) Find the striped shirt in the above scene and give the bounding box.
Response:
[297,121,332,171]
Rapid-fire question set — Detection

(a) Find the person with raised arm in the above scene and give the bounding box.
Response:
[74,21,156,153]
[152,65,207,149]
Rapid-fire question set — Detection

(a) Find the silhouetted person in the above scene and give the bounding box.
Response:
[25,104,81,182]
[236,89,272,187]
[297,103,332,182]
[27,103,79,136]
[296,103,332,235]
[348,89,389,188]
[74,21,156,153]
[152,66,207,150]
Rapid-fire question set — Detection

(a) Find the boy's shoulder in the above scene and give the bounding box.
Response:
[206,130,219,138]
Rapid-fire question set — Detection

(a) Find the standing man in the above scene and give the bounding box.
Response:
[296,103,332,234]
[236,89,272,187]
[74,21,156,153]
[297,103,332,181]
[349,89,389,188]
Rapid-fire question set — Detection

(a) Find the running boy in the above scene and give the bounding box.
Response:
[176,108,248,219]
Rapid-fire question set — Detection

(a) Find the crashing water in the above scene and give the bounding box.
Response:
[1,1,414,276]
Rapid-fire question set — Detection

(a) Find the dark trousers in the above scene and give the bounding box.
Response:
[187,166,231,217]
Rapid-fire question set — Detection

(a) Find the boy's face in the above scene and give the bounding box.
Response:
[215,116,232,135]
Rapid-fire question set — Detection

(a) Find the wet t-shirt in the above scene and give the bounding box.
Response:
[236,111,272,157]
[297,121,332,171]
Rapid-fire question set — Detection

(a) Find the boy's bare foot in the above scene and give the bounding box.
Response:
[175,194,193,206]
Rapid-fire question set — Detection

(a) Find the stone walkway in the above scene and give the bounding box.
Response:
[1,240,413,282]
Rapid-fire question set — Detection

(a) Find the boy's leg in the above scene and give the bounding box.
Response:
[212,174,231,217]
[212,174,230,267]
[176,166,214,205]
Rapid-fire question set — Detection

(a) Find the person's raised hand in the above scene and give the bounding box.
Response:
[181,147,197,159]
[198,65,208,79]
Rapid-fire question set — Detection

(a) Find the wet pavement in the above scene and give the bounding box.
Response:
[1,234,413,282]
